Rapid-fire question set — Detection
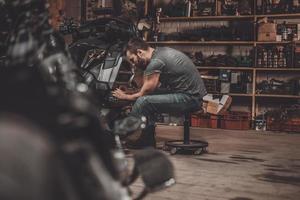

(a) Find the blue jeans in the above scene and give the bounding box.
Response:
[130,93,202,126]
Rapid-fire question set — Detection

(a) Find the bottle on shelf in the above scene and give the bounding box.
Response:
[257,0,262,14]
[152,7,162,42]
[285,45,293,67]
[284,2,290,13]
[282,21,288,41]
[266,1,271,14]
[278,46,284,67]
[283,47,288,68]
[283,57,287,67]
[272,1,279,14]
[186,0,192,17]
[273,47,279,68]
[263,48,268,68]
[257,47,263,67]
[267,48,273,68]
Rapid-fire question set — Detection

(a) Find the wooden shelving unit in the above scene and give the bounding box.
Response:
[197,66,300,71]
[211,93,300,98]
[255,68,300,71]
[160,13,300,21]
[256,13,300,19]
[148,1,300,123]
[148,41,254,45]
[212,93,253,97]
[256,94,300,99]
[255,41,291,45]
[160,15,255,21]
[197,66,254,70]
[149,41,298,45]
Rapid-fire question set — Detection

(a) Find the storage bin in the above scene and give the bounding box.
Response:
[220,111,251,130]
[267,117,300,132]
[191,114,211,128]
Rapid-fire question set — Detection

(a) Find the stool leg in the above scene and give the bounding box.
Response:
[183,113,190,144]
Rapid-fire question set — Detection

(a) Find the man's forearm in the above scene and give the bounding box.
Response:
[125,85,155,100]
[115,73,160,101]
[126,90,145,101]
[125,91,144,101]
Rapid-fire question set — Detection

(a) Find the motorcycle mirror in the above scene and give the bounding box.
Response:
[113,116,146,136]
[133,148,175,199]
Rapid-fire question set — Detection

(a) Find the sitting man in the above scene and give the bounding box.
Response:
[113,38,231,149]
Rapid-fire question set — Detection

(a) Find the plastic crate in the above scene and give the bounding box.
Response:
[191,114,211,128]
[267,117,300,132]
[191,114,220,128]
[210,115,219,129]
[220,111,251,130]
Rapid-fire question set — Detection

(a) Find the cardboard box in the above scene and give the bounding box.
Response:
[258,22,277,41]
[258,22,276,33]
[205,96,232,115]
[207,101,219,115]
[258,32,276,41]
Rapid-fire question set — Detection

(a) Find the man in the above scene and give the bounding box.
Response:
[113,38,230,149]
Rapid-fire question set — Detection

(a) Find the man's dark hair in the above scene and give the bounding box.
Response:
[124,37,150,54]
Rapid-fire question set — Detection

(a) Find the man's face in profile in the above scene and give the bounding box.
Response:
[126,50,149,71]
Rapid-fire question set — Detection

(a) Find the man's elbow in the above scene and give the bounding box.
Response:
[141,86,156,96]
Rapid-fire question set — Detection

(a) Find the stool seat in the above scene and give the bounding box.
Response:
[164,111,208,155]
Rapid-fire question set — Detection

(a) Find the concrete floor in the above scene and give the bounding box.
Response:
[130,126,300,200]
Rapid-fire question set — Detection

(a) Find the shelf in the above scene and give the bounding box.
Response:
[148,41,300,46]
[256,94,300,99]
[197,67,300,71]
[148,41,254,45]
[208,93,300,98]
[255,68,300,71]
[256,13,300,19]
[231,93,253,97]
[255,41,291,45]
[160,15,254,22]
[211,93,253,97]
[159,13,300,22]
[210,93,300,98]
[197,66,253,70]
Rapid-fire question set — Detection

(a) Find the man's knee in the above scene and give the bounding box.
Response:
[135,96,149,107]
[131,96,150,113]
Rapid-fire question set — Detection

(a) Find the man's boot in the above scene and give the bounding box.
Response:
[125,125,156,149]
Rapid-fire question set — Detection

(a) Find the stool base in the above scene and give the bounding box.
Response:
[164,140,208,155]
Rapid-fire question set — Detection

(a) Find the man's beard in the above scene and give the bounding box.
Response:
[136,57,148,70]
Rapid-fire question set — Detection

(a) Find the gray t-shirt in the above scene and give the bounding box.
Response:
[144,47,207,98]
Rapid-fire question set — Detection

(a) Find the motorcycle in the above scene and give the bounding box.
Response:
[0,0,175,199]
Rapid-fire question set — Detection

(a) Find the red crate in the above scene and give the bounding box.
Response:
[191,114,220,128]
[220,111,251,130]
[210,115,219,129]
[267,117,300,132]
[191,114,211,128]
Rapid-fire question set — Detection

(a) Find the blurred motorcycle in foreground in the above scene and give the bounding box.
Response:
[0,0,175,199]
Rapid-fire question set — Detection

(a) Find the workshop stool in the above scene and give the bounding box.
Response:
[164,110,209,155]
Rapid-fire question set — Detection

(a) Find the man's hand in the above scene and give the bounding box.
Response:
[112,73,160,101]
[112,88,128,100]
